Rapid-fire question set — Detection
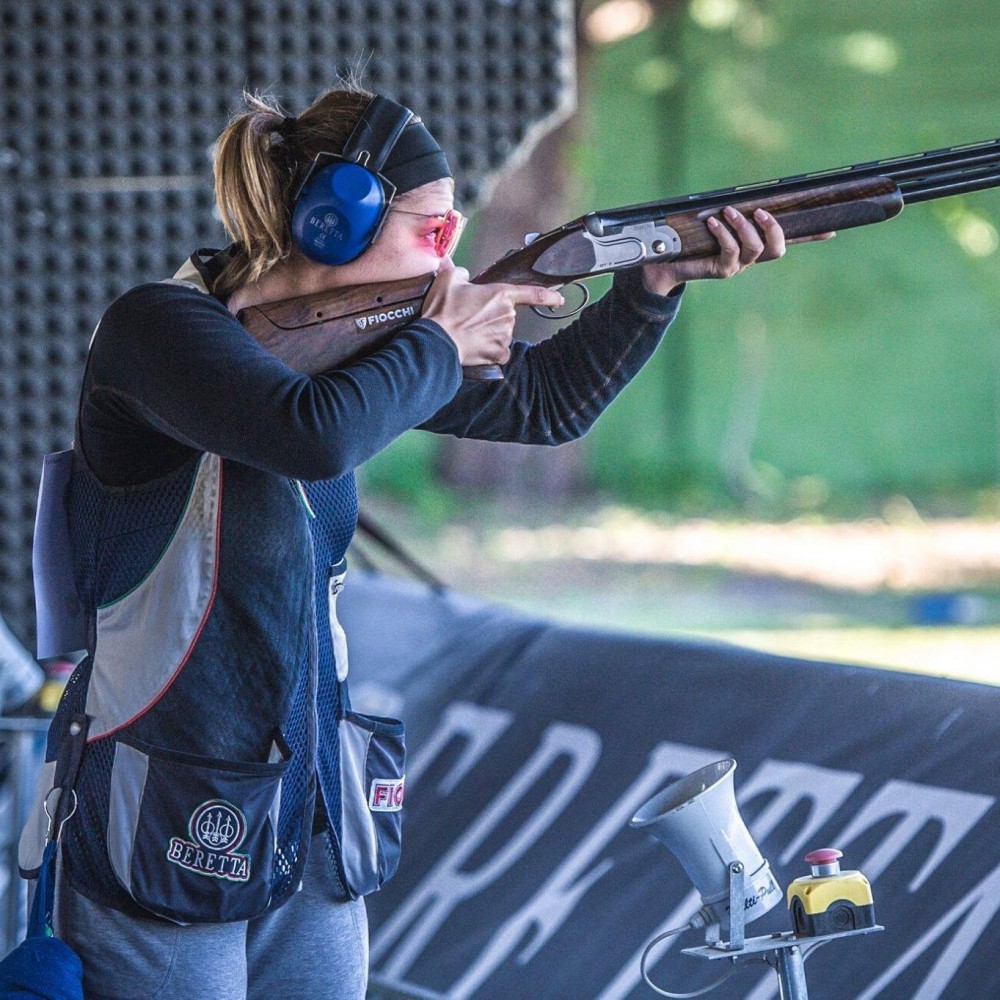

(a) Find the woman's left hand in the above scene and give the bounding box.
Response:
[641,206,836,296]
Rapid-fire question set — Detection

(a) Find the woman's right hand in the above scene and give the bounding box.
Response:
[421,257,565,367]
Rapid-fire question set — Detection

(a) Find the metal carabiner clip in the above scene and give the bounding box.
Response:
[43,786,78,843]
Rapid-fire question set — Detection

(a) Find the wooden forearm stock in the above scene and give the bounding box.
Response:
[474,177,904,286]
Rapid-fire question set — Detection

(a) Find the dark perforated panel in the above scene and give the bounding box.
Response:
[0,0,576,643]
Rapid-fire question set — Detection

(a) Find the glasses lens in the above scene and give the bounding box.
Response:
[434,210,466,258]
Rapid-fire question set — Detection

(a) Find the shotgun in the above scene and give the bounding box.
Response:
[237,137,1000,382]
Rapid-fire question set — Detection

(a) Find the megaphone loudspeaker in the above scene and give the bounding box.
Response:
[630,759,781,927]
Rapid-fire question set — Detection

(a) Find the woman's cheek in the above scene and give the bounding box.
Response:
[413,233,443,261]
[391,240,441,277]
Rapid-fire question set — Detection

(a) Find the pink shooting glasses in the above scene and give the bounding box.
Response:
[393,207,467,258]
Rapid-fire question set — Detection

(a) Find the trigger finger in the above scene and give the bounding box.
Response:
[506,283,563,308]
[537,286,566,309]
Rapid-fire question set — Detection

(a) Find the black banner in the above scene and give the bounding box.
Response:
[341,571,1000,1000]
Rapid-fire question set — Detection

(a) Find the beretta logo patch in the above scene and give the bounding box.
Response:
[166,799,251,882]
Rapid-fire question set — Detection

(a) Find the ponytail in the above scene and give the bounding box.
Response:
[211,85,373,296]
[212,92,294,294]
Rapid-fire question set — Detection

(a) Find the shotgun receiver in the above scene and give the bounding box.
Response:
[237,136,1000,381]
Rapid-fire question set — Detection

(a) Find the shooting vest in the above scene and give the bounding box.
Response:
[19,256,404,923]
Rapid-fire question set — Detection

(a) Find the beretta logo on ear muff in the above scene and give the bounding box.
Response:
[290,96,415,266]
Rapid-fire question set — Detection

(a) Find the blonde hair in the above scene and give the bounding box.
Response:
[212,84,374,296]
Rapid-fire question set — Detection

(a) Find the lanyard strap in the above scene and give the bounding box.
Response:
[27,841,58,938]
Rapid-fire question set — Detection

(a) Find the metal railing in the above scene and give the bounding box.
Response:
[0,717,50,957]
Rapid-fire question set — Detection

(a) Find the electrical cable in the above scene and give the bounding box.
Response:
[639,925,761,998]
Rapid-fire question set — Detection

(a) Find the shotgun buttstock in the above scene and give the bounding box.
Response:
[237,275,434,377]
[237,274,503,382]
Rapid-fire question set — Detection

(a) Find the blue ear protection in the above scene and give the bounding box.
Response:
[290,96,415,266]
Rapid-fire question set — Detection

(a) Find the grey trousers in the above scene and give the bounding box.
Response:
[53,837,368,1000]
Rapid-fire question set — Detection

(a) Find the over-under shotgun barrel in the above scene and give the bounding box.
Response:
[241,137,1000,383]
[590,136,1000,229]
[476,138,1000,287]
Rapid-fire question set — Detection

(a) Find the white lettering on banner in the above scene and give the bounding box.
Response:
[595,887,707,1000]
[370,721,602,977]
[736,760,864,863]
[445,743,724,1000]
[857,859,1000,1000]
[737,775,996,1000]
[368,703,998,1000]
[832,780,993,890]
[406,701,514,795]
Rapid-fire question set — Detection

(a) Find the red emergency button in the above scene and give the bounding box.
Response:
[805,848,842,865]
[804,848,843,877]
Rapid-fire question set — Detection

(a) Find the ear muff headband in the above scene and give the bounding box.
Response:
[290,96,415,266]
[342,96,416,173]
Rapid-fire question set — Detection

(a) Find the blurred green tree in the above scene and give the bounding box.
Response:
[363,0,1000,516]
[583,0,1000,511]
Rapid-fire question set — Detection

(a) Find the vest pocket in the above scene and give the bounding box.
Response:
[107,734,290,924]
[333,710,405,899]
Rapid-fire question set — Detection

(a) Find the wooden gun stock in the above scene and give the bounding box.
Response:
[237,274,502,381]
[237,274,431,376]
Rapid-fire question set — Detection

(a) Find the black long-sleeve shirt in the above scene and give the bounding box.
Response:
[78,267,682,487]
[73,259,683,861]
